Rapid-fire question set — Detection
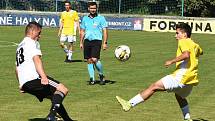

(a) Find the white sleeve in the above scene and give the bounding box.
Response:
[30,41,42,58]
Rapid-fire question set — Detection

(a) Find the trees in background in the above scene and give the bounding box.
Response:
[185,0,215,17]
[99,0,215,17]
[1,0,215,17]
[0,0,55,11]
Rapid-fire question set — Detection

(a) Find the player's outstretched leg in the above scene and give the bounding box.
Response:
[116,80,164,112]
[116,96,132,111]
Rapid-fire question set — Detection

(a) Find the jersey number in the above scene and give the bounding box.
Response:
[16,47,25,66]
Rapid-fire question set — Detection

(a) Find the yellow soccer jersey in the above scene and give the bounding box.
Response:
[60,10,79,35]
[172,38,203,85]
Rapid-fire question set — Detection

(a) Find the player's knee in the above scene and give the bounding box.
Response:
[68,47,73,51]
[69,42,73,44]
[91,58,97,63]
[68,42,73,47]
[56,84,69,95]
[60,42,65,48]
[87,59,94,64]
[63,86,69,95]
[149,83,161,92]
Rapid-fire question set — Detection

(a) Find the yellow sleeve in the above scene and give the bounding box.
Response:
[74,11,79,21]
[179,40,190,52]
[196,44,203,57]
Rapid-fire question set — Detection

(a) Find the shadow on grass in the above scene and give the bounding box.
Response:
[71,59,86,62]
[193,118,209,121]
[87,80,116,85]
[29,118,77,121]
[64,59,86,63]
[28,117,207,121]
[28,118,46,121]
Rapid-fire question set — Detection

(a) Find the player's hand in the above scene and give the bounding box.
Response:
[103,43,108,50]
[164,60,173,68]
[19,87,25,93]
[80,43,83,50]
[41,77,49,85]
[58,32,61,37]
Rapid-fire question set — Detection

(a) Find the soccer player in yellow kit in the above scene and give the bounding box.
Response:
[58,1,80,62]
[116,23,203,121]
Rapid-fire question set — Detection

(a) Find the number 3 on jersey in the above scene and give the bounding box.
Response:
[16,47,25,66]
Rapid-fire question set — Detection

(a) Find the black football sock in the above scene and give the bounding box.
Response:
[52,91,65,104]
[57,104,73,121]
[50,91,65,114]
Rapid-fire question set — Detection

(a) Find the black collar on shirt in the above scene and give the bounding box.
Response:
[88,13,98,18]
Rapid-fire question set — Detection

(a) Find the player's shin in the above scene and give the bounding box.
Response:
[181,105,191,120]
[68,50,73,60]
[95,60,103,75]
[60,43,68,53]
[49,91,65,115]
[57,104,73,121]
[129,94,144,107]
[88,63,95,81]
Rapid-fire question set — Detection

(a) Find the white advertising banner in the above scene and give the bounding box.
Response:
[143,18,215,34]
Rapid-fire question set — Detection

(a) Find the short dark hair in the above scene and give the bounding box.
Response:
[88,2,97,7]
[176,23,192,38]
[25,21,42,35]
[65,1,71,5]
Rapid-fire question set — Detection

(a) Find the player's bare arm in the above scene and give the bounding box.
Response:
[58,22,63,37]
[15,67,24,92]
[165,51,190,67]
[33,55,49,85]
[80,29,85,49]
[102,28,108,50]
[76,20,81,35]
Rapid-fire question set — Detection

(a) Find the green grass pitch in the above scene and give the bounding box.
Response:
[0,26,215,121]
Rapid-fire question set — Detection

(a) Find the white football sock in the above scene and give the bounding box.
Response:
[181,105,191,119]
[68,50,73,60]
[129,94,144,107]
[64,48,68,53]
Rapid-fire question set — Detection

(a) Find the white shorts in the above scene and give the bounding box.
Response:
[161,75,193,98]
[60,34,76,43]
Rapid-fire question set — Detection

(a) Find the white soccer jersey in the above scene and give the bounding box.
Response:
[16,37,42,87]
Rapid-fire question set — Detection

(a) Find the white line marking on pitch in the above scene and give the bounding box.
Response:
[0,41,18,47]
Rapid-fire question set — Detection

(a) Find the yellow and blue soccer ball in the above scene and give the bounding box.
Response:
[114,45,131,61]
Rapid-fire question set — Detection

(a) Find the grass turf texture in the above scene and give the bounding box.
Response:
[0,26,214,121]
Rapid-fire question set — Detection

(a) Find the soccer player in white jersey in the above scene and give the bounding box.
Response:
[15,21,74,121]
[58,1,80,62]
[116,23,203,121]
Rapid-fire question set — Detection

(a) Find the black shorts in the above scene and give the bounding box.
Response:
[84,39,102,59]
[22,76,60,102]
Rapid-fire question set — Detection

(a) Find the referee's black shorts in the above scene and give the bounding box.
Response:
[84,39,102,59]
[22,76,60,102]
